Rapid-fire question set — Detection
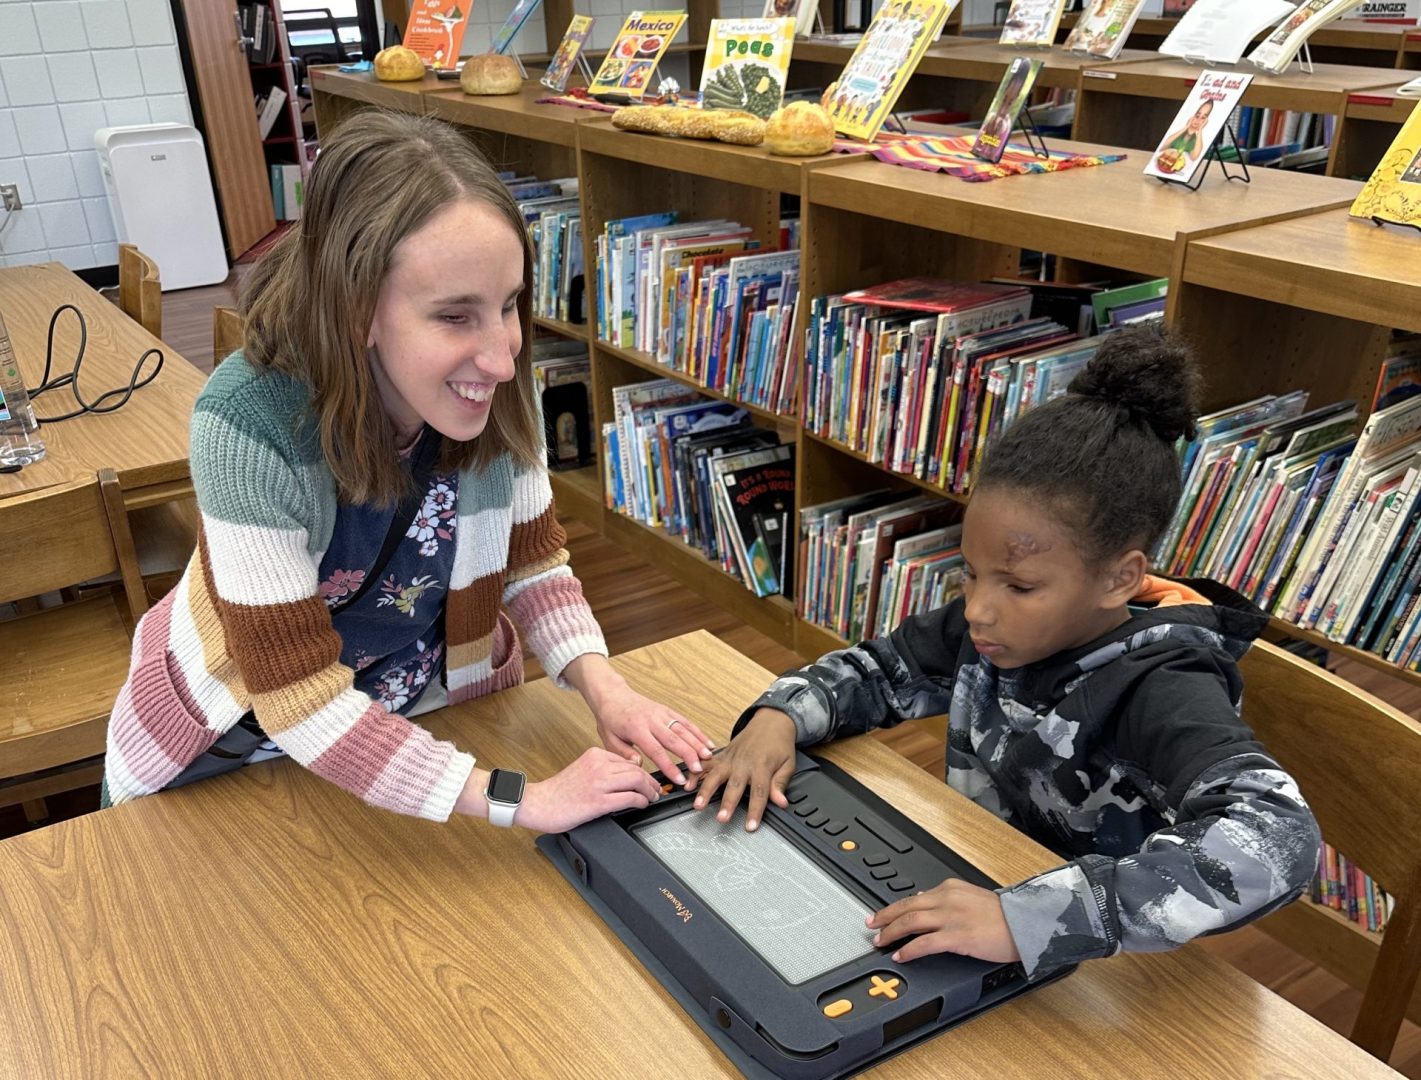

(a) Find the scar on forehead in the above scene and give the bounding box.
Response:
[1004,531,1052,569]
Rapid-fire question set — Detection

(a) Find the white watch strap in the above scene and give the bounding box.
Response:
[487,797,519,828]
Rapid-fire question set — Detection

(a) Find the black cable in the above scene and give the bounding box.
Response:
[27,303,165,423]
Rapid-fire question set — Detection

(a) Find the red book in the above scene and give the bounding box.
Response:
[843,277,1029,314]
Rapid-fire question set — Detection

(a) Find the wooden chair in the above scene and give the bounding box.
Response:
[0,470,150,821]
[117,243,162,339]
[1241,639,1421,1061]
[213,305,243,368]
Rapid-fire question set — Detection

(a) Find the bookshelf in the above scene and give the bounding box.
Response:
[310,66,446,133]
[1400,29,1421,70]
[1332,87,1420,181]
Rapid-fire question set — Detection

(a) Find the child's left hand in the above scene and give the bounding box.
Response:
[591,684,716,788]
[867,879,1021,965]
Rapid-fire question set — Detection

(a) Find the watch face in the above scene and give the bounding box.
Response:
[488,769,525,804]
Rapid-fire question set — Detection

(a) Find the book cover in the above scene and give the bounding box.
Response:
[1349,99,1421,229]
[700,18,795,119]
[824,0,958,142]
[1144,71,1253,185]
[589,10,689,99]
[1063,0,1149,59]
[542,15,595,91]
[843,277,1030,313]
[403,0,469,69]
[1159,0,1295,66]
[715,444,795,596]
[998,0,1068,47]
[491,0,546,55]
[971,56,1044,163]
[763,0,820,36]
[1249,0,1366,75]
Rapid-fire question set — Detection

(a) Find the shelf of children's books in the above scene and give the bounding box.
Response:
[602,509,797,644]
[596,338,792,432]
[800,429,971,508]
[1265,617,1421,691]
[549,462,603,525]
[534,315,591,342]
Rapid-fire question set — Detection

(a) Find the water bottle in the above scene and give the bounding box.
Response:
[0,310,45,467]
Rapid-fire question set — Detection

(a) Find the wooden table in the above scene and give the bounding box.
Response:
[0,631,1400,1077]
[0,263,205,508]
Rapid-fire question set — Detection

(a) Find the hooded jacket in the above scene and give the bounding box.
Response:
[736,576,1321,979]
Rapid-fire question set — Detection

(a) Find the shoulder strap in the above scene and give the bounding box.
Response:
[341,427,442,610]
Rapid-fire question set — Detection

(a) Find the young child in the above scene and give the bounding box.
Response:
[691,325,1320,981]
[103,111,714,831]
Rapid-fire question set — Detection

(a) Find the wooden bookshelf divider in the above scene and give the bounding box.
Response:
[1332,87,1419,181]
[1401,29,1421,70]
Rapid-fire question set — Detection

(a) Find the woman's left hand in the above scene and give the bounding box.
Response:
[867,879,1021,965]
[592,683,716,787]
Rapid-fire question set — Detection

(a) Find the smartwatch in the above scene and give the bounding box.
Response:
[484,768,526,827]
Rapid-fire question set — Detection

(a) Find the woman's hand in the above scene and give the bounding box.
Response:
[687,708,797,831]
[515,747,664,833]
[867,879,1021,965]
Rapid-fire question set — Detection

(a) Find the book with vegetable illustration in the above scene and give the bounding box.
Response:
[699,18,796,119]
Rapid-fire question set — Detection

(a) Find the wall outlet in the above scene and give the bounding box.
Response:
[0,185,20,212]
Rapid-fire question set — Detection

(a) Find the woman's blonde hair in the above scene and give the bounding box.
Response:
[241,110,541,506]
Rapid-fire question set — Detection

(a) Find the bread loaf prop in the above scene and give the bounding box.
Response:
[460,54,522,96]
[373,46,424,82]
[765,102,835,157]
[611,105,765,146]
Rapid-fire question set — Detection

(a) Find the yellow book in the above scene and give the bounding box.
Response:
[699,18,795,119]
[824,0,958,142]
[589,10,688,99]
[1349,100,1421,230]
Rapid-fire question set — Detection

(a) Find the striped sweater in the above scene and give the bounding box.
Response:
[104,355,607,821]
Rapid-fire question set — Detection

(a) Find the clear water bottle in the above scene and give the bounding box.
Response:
[0,310,45,467]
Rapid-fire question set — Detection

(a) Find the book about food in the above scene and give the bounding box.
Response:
[1063,0,1149,58]
[762,0,820,36]
[1349,100,1421,229]
[542,15,595,91]
[1248,0,1367,75]
[998,0,1068,47]
[491,0,545,55]
[824,0,958,142]
[699,18,795,119]
[1143,70,1252,185]
[402,0,470,69]
[971,56,1044,162]
[589,10,688,98]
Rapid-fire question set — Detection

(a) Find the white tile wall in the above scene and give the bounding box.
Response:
[0,0,191,270]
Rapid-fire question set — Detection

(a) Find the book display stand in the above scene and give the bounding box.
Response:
[1012,106,1050,159]
[1154,122,1250,190]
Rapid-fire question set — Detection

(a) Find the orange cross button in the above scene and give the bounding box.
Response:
[823,998,853,1018]
[869,975,900,1000]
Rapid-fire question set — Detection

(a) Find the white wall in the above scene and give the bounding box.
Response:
[0,0,191,270]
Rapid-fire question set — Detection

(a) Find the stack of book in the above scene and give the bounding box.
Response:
[502,174,584,324]
[1313,840,1392,934]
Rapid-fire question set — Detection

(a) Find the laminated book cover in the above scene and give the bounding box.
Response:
[542,15,595,91]
[762,0,820,36]
[1143,70,1252,185]
[824,0,958,142]
[699,18,795,119]
[971,56,1044,163]
[1248,0,1366,74]
[402,0,470,69]
[1349,99,1421,229]
[588,10,688,99]
[491,0,545,55]
[1063,0,1149,58]
[998,0,1068,47]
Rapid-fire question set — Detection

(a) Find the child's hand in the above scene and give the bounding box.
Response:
[590,683,716,787]
[517,747,663,833]
[688,709,796,831]
[868,879,1021,965]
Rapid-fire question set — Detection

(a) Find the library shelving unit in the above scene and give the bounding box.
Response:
[309,66,447,131]
[1332,86,1419,180]
[1399,28,1421,70]
[1071,56,1406,173]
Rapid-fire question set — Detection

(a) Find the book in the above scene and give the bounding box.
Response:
[403,0,470,69]
[491,0,545,55]
[1249,1,1367,75]
[1062,0,1149,59]
[1375,350,1421,412]
[998,0,1068,47]
[256,86,287,140]
[842,278,1030,313]
[713,444,795,596]
[971,56,1044,163]
[542,15,595,92]
[589,10,689,99]
[1348,100,1421,230]
[1158,0,1296,66]
[823,0,958,142]
[700,18,796,119]
[763,0,819,36]
[1144,71,1253,185]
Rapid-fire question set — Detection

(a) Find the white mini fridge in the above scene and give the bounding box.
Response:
[95,123,229,290]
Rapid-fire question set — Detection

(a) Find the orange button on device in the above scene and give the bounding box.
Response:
[839,840,857,852]
[869,975,900,1000]
[823,999,853,1018]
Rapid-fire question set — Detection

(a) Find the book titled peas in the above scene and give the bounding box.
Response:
[698,18,795,120]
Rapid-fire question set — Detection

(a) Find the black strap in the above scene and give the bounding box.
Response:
[341,427,442,610]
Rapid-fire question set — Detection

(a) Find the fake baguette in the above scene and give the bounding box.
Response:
[610,105,765,146]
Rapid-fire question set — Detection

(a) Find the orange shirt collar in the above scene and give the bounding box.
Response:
[1133,574,1211,608]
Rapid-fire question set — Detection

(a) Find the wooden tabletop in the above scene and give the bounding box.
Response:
[308,65,449,112]
[0,263,205,506]
[424,83,604,148]
[0,631,1400,1078]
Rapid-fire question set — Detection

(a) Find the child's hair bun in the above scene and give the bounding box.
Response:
[1067,323,1201,443]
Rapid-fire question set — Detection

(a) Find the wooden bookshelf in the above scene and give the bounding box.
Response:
[309,66,448,135]
[1267,617,1421,690]
[548,463,603,524]
[1401,29,1421,70]
[1332,86,1417,180]
[534,314,590,342]
[597,339,793,433]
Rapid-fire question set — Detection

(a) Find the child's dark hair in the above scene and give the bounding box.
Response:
[975,323,1202,565]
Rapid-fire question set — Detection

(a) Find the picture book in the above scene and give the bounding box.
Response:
[823,0,958,142]
[542,15,595,91]
[491,0,545,55]
[1162,0,1199,13]
[843,277,1030,313]
[1144,71,1252,185]
[713,444,795,596]
[1375,352,1421,412]
[403,0,470,69]
[589,10,688,99]
[1349,99,1421,229]
[1062,0,1149,59]
[700,18,795,119]
[762,0,819,36]
[971,56,1044,163]
[998,0,1068,47]
[1249,0,1367,75]
[1159,0,1295,66]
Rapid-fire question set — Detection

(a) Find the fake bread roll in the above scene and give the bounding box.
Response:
[765,101,835,157]
[461,54,522,95]
[373,46,424,82]
[610,105,766,146]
